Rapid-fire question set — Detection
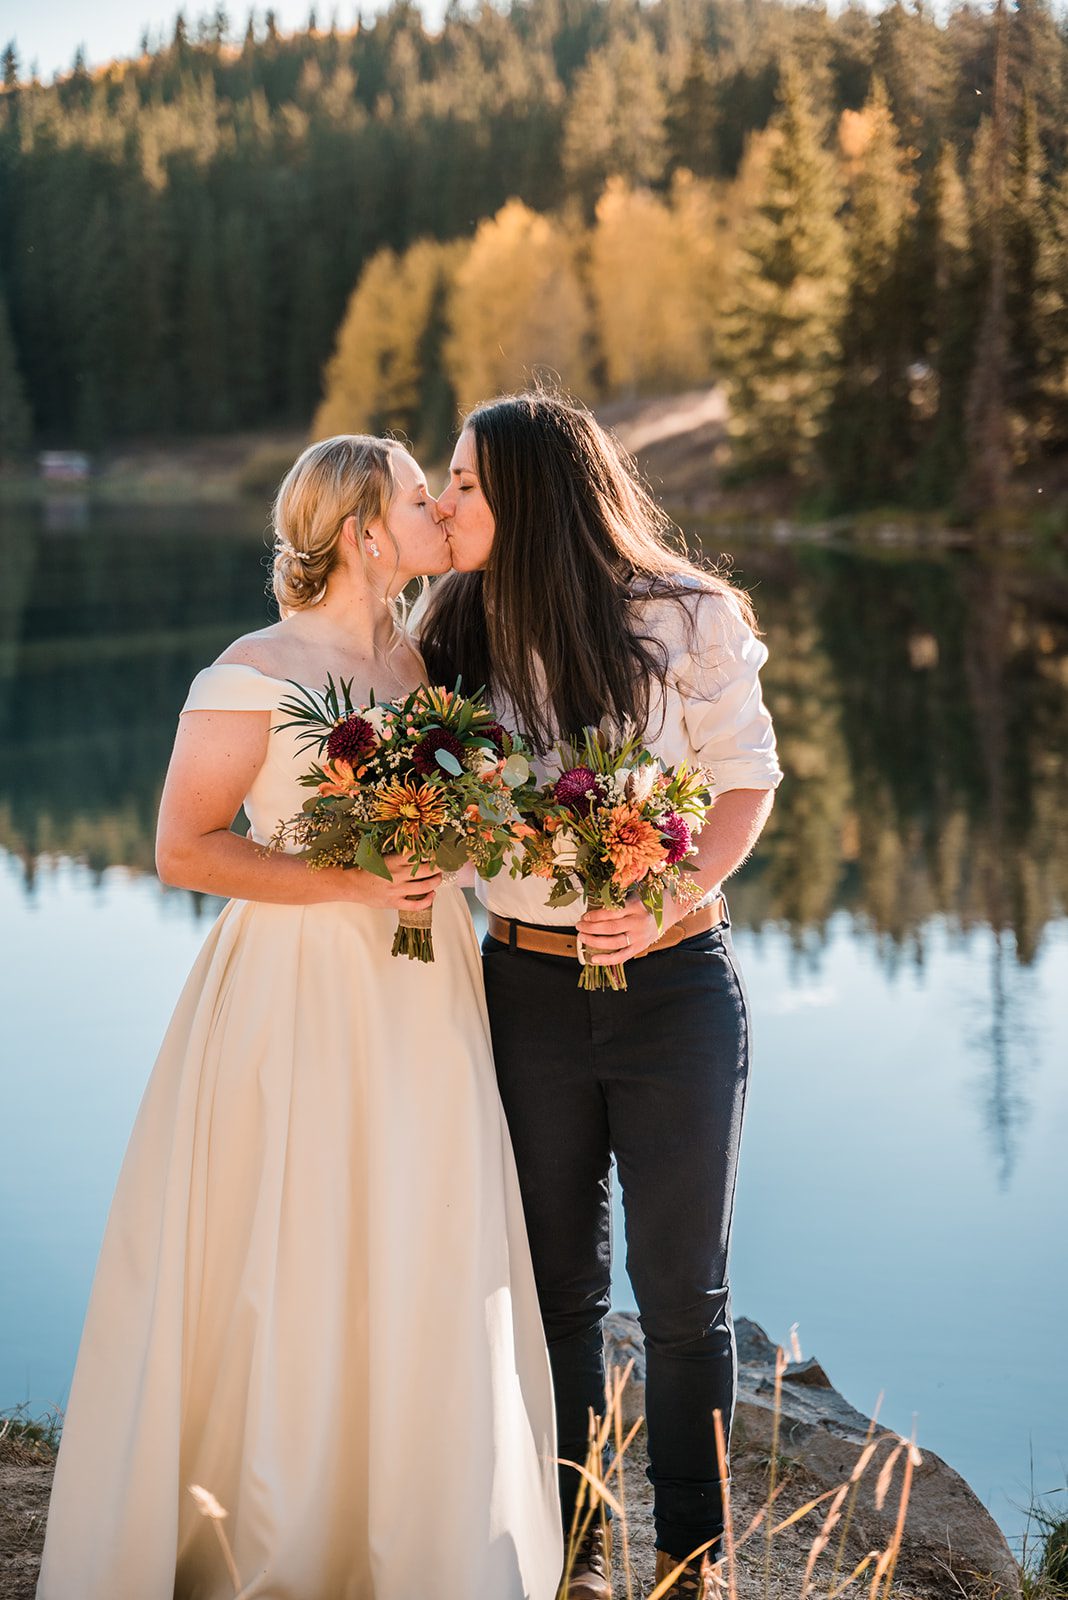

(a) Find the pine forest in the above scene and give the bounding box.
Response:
[1,0,1067,513]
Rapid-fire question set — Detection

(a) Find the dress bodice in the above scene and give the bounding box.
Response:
[180,664,331,849]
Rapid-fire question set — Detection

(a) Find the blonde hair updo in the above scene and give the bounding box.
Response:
[271,435,398,613]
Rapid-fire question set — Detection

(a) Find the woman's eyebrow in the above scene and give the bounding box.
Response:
[450,465,477,478]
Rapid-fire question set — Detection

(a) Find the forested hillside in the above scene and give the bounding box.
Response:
[1,0,1067,509]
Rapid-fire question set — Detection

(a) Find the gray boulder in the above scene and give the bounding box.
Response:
[604,1311,1020,1599]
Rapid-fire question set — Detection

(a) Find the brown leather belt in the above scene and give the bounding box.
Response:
[487,894,726,962]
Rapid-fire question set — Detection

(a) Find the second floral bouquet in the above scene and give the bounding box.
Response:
[271,678,534,961]
[512,724,716,992]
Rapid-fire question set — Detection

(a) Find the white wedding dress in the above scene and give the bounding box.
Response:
[36,663,562,1600]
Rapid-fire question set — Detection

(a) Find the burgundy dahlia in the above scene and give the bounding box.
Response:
[413,726,468,777]
[660,811,692,866]
[554,765,598,815]
[481,721,508,757]
[326,714,377,764]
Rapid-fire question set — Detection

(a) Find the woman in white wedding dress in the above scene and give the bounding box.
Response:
[35,436,562,1600]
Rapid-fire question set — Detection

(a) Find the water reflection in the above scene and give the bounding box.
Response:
[1,505,1066,1184]
[2,503,1066,1548]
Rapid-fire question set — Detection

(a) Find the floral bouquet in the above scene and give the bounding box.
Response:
[271,678,534,961]
[512,723,716,992]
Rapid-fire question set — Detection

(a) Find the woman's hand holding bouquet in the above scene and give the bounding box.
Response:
[272,678,534,961]
[513,722,715,992]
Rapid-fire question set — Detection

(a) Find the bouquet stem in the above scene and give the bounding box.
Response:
[578,960,628,993]
[393,904,435,963]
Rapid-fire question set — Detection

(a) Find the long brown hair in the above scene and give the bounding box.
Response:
[420,391,756,752]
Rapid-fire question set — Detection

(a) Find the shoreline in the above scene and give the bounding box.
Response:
[0,1314,1042,1599]
[3,389,1065,551]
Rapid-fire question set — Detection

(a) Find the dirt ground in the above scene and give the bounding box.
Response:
[1,1423,956,1600]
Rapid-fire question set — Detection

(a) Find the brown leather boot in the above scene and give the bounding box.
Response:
[557,1519,612,1599]
[653,1548,717,1598]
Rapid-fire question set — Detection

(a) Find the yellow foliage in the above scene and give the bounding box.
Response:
[589,172,722,395]
[838,107,876,172]
[315,238,461,442]
[443,199,591,408]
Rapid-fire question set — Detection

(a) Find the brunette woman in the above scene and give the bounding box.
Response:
[422,393,783,1600]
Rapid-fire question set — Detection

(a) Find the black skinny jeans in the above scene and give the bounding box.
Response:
[482,907,751,1560]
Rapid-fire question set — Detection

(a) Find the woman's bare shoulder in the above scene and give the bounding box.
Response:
[212,623,291,675]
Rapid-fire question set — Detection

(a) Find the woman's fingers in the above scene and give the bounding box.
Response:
[382,853,441,884]
[577,926,631,949]
[577,905,628,929]
[578,903,661,962]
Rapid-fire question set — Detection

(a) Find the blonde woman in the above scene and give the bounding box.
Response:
[36,437,562,1600]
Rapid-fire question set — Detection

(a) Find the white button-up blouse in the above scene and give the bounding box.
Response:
[477,582,784,927]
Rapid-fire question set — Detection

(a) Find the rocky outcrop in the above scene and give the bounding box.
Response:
[604,1311,1021,1600]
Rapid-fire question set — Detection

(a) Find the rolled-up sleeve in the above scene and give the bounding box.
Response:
[675,592,783,794]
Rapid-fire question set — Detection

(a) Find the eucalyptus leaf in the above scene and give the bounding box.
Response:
[435,831,470,873]
[501,752,530,787]
[355,834,393,882]
[435,747,463,777]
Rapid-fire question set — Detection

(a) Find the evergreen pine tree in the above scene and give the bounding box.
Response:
[180,205,231,431]
[2,42,18,90]
[561,30,668,211]
[1033,165,1068,452]
[826,77,917,506]
[719,64,848,480]
[666,42,720,177]
[912,143,974,504]
[964,0,1011,516]
[1005,90,1048,452]
[0,286,31,462]
[873,0,952,155]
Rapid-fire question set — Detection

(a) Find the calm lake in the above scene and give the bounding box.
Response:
[1,501,1066,1557]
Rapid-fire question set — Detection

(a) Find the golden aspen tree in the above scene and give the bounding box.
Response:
[442,199,591,407]
[315,238,462,446]
[588,174,719,395]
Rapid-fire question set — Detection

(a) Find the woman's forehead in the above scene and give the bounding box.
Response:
[450,431,477,473]
[390,448,423,489]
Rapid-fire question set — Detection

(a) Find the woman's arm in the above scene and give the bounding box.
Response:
[684,786,776,891]
[155,709,441,909]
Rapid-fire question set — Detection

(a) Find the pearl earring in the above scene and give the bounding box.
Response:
[370,542,380,559]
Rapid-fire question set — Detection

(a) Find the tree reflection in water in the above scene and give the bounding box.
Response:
[1,507,1066,1174]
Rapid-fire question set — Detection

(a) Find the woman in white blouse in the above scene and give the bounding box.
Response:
[421,392,783,1600]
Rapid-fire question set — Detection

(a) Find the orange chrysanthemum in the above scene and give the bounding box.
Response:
[373,779,449,838]
[603,804,667,888]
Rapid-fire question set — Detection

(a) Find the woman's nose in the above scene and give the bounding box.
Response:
[434,489,454,522]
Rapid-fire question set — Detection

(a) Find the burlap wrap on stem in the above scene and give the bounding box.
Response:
[393,903,435,962]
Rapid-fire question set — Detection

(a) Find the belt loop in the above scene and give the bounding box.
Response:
[720,895,731,929]
[508,916,517,951]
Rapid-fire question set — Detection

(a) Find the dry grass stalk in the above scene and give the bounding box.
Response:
[557,1342,923,1600]
[714,1407,739,1600]
[766,1344,789,1599]
[187,1483,244,1596]
[612,1364,637,1600]
[829,1393,885,1596]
